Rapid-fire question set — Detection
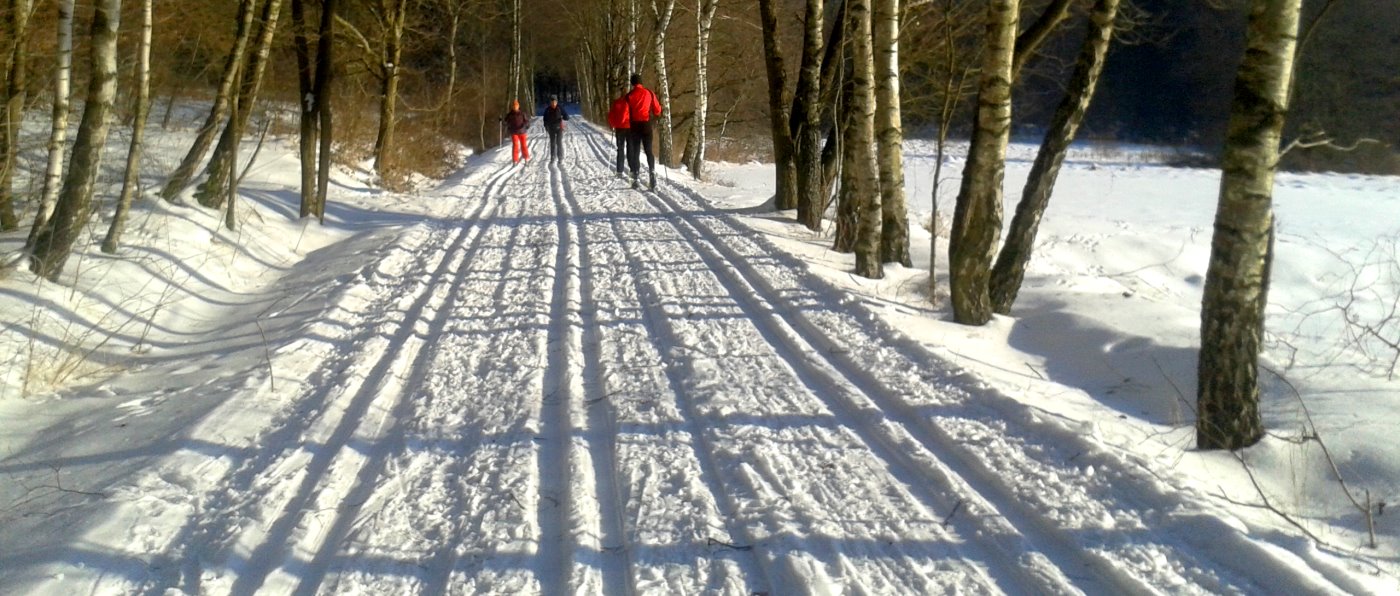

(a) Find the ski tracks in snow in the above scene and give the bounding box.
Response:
[18,127,1377,595]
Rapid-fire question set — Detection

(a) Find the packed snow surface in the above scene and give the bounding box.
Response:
[1,118,1396,594]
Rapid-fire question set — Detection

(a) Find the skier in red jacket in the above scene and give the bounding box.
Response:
[607,88,631,177]
[502,99,530,164]
[624,73,663,190]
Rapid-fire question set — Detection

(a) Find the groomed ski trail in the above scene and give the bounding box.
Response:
[4,123,1380,595]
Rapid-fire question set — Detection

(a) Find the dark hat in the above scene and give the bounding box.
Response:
[550,95,558,101]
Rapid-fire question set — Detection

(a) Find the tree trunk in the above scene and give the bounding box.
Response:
[101,0,153,254]
[1011,0,1073,80]
[927,0,976,304]
[314,0,336,221]
[0,0,33,230]
[990,0,1119,313]
[850,0,882,279]
[874,0,909,266]
[29,0,121,280]
[509,0,522,100]
[685,0,719,177]
[650,0,677,165]
[373,0,407,177]
[292,0,318,218]
[833,106,856,253]
[1197,0,1301,451]
[949,0,1018,325]
[26,0,73,248]
[195,0,283,209]
[160,0,257,201]
[793,0,824,230]
[757,0,799,211]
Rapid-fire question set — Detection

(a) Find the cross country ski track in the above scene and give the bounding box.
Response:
[2,123,1379,595]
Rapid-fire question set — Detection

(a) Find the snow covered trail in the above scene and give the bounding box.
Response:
[0,124,1383,594]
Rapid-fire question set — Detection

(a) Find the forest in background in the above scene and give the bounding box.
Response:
[2,0,1394,187]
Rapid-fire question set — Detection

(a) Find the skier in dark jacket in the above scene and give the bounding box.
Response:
[624,73,664,190]
[542,95,570,162]
[502,100,530,164]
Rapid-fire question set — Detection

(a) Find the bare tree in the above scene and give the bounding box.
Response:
[29,0,122,280]
[101,0,154,253]
[757,0,798,210]
[793,0,824,230]
[989,0,1121,313]
[650,0,677,164]
[26,0,74,249]
[684,0,720,177]
[194,0,284,209]
[160,0,258,201]
[509,0,522,100]
[0,0,34,230]
[873,0,908,265]
[948,0,1018,325]
[850,0,882,278]
[374,0,410,177]
[292,0,319,218]
[314,0,337,221]
[1198,0,1303,450]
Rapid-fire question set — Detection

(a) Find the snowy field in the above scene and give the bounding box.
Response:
[0,113,1396,593]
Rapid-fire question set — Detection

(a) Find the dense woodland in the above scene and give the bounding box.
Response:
[0,0,1396,451]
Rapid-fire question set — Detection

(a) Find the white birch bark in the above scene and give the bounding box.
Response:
[650,0,676,165]
[685,0,718,177]
[851,0,882,279]
[29,0,121,279]
[949,0,1018,325]
[1197,0,1302,450]
[874,0,909,266]
[101,0,153,253]
[27,0,73,248]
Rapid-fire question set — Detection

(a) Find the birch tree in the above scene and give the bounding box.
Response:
[948,0,1018,325]
[650,0,677,165]
[684,0,720,177]
[26,0,74,248]
[102,0,154,254]
[160,0,258,201]
[850,0,881,279]
[793,0,824,230]
[195,0,283,209]
[1197,0,1302,450]
[0,0,34,230]
[873,0,908,265]
[989,0,1120,313]
[29,0,121,280]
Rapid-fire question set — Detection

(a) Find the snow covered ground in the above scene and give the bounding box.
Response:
[0,114,1396,594]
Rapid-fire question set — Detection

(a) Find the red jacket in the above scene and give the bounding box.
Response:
[608,96,631,129]
[626,84,663,123]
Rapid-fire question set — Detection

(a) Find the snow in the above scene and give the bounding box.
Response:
[1,111,1397,594]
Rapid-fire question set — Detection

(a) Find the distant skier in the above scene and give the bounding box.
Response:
[542,95,570,162]
[607,87,631,177]
[502,100,531,164]
[624,73,664,190]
